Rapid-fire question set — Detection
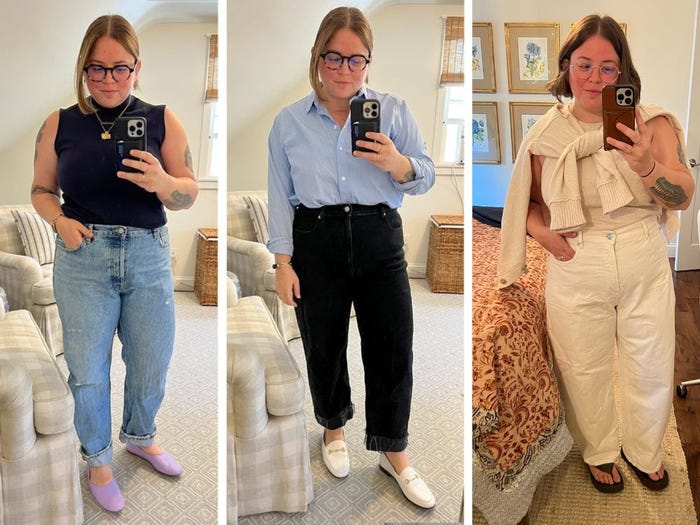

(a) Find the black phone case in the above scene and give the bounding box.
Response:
[351,98,380,153]
[602,84,636,151]
[113,116,147,172]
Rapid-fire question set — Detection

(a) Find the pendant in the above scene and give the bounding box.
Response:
[101,132,111,140]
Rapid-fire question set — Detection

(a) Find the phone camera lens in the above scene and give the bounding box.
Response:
[371,110,378,117]
[370,103,378,110]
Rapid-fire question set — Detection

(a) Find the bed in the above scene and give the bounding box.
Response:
[471,208,573,525]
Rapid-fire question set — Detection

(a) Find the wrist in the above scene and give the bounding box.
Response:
[272,261,292,270]
[50,212,65,233]
[640,161,656,178]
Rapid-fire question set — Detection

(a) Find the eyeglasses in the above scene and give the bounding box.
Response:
[83,62,137,82]
[320,51,370,72]
[570,63,620,82]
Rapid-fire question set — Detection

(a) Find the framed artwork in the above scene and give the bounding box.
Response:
[472,102,501,164]
[569,21,626,36]
[508,102,554,162]
[505,23,560,93]
[472,23,496,93]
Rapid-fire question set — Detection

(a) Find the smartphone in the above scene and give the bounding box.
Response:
[351,98,380,153]
[602,84,636,151]
[113,116,147,172]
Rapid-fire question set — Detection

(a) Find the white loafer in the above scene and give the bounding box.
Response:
[379,453,435,509]
[321,433,349,478]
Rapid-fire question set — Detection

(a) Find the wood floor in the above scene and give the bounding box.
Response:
[672,263,700,517]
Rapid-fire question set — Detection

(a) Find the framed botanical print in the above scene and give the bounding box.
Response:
[505,23,560,93]
[472,102,501,164]
[472,23,496,93]
[508,102,554,161]
[569,21,626,36]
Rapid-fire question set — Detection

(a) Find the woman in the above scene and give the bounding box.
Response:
[267,6,436,509]
[32,15,198,512]
[499,14,693,493]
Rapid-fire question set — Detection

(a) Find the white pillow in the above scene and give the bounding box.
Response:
[242,195,270,245]
[10,209,56,265]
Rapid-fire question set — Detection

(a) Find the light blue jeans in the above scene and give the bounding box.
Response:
[53,224,175,467]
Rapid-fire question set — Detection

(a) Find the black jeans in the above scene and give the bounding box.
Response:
[292,203,413,452]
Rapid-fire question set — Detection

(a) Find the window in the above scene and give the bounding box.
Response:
[198,101,223,182]
[436,86,465,165]
[197,34,220,183]
[434,16,464,167]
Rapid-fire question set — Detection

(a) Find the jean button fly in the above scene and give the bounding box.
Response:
[344,205,350,213]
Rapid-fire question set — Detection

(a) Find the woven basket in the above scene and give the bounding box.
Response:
[426,215,464,294]
[194,228,218,306]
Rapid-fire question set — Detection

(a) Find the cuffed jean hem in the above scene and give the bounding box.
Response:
[365,433,408,452]
[82,441,114,467]
[314,403,355,430]
[119,428,157,447]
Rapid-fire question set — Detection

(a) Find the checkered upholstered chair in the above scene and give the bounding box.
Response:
[0,309,82,524]
[0,204,62,356]
[227,191,300,342]
[227,295,313,520]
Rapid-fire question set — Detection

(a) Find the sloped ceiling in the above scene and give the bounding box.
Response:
[0,0,216,154]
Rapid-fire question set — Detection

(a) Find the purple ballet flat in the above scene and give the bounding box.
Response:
[87,467,125,512]
[126,444,184,476]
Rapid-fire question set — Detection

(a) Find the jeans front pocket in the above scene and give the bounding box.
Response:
[56,235,87,253]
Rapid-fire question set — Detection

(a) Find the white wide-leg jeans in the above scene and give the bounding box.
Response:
[545,216,675,473]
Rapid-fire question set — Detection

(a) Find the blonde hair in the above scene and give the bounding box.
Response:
[75,15,140,114]
[309,7,373,100]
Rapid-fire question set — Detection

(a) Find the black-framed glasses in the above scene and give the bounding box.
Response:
[83,62,137,82]
[570,63,620,82]
[320,51,370,72]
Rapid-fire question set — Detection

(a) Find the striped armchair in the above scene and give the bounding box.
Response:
[226,191,300,341]
[227,295,313,521]
[0,309,82,524]
[0,204,62,356]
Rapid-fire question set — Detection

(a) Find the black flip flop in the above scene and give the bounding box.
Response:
[588,462,624,493]
[621,451,669,491]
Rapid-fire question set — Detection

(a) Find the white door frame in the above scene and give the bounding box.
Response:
[675,0,700,271]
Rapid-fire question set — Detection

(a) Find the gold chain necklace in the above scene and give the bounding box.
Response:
[93,96,132,140]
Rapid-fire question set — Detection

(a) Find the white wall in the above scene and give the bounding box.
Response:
[228,2,465,272]
[138,22,219,288]
[472,0,696,206]
[0,20,218,289]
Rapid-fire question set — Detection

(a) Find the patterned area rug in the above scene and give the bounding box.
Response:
[57,292,217,524]
[238,278,465,524]
[473,410,696,524]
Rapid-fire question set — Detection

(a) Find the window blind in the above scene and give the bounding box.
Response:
[439,16,464,86]
[205,34,218,102]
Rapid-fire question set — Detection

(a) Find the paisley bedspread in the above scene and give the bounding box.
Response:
[472,218,569,492]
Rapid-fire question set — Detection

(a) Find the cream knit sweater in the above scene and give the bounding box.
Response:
[497,103,687,288]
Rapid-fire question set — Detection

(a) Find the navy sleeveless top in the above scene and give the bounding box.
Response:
[55,96,167,228]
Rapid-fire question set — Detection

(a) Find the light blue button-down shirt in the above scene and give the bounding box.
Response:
[267,86,435,255]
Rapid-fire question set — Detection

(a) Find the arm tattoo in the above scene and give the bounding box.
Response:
[650,176,689,207]
[34,120,47,164]
[31,184,59,198]
[164,190,194,210]
[184,146,193,170]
